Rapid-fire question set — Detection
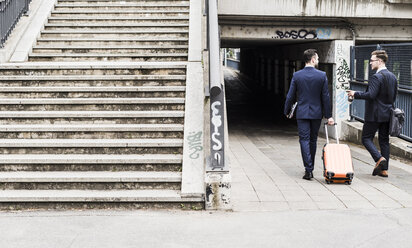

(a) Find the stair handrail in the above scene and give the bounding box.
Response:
[0,0,31,48]
[207,0,227,171]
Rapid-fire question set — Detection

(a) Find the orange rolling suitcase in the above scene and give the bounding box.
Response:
[322,123,354,185]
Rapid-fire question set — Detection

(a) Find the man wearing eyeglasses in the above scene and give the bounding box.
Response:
[347,50,398,178]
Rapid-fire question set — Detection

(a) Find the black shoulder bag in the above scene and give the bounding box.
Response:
[379,72,405,137]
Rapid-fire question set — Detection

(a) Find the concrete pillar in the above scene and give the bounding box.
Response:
[333,40,354,138]
[267,59,272,91]
[255,54,260,81]
[274,59,279,95]
[205,173,231,210]
[284,60,289,97]
[260,57,265,87]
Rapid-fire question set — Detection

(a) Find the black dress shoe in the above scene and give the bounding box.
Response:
[310,172,314,178]
[303,171,311,180]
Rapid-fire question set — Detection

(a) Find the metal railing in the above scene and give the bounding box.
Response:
[0,0,32,48]
[350,43,412,142]
[206,0,227,171]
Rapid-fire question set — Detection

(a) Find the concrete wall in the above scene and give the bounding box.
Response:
[218,0,412,45]
[218,0,412,19]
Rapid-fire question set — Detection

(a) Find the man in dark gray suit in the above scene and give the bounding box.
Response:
[284,49,334,180]
[347,50,398,177]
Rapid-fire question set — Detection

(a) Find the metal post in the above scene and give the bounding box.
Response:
[208,0,222,98]
[207,0,226,171]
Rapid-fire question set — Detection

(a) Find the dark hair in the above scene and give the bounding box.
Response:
[303,49,318,63]
[371,50,388,63]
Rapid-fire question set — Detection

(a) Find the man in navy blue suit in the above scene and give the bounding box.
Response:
[284,49,334,180]
[347,50,397,178]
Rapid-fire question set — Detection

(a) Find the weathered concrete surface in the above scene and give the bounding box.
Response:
[181,62,205,197]
[218,0,412,19]
[218,1,412,45]
[1,208,412,248]
[1,123,412,247]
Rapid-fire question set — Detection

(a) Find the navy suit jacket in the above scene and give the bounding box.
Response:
[284,67,332,119]
[354,69,397,122]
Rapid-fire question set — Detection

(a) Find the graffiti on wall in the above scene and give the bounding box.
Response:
[335,43,351,119]
[316,28,332,39]
[337,58,350,85]
[210,99,225,169]
[187,131,203,159]
[273,28,331,40]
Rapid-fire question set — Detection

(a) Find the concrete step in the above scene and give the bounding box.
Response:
[38,33,188,40]
[0,86,186,92]
[0,124,183,132]
[0,98,185,104]
[0,79,185,87]
[44,23,189,30]
[58,0,189,3]
[42,27,188,33]
[55,3,189,8]
[32,48,188,55]
[0,91,185,99]
[28,53,188,62]
[47,17,189,25]
[0,139,183,155]
[0,139,183,148]
[0,110,184,118]
[0,189,201,203]
[52,8,189,13]
[0,62,186,76]
[43,26,188,31]
[54,5,189,12]
[0,171,182,190]
[0,74,186,81]
[0,98,185,111]
[0,171,181,182]
[36,37,188,46]
[50,11,190,19]
[0,154,182,164]
[0,110,184,125]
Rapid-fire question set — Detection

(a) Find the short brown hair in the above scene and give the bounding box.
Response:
[371,50,388,63]
[303,49,317,63]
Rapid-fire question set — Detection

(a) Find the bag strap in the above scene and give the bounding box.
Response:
[378,71,396,108]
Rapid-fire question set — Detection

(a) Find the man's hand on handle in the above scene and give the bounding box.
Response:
[327,117,335,125]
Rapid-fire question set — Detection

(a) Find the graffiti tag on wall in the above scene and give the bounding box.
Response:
[210,99,225,169]
[187,131,203,159]
[272,28,331,40]
[335,43,351,119]
[337,58,350,85]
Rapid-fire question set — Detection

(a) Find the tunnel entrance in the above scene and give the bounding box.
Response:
[223,44,334,131]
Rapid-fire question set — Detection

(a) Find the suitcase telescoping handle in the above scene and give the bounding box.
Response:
[324,122,339,144]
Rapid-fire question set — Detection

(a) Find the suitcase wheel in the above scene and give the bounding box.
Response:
[326,180,331,184]
[346,181,352,185]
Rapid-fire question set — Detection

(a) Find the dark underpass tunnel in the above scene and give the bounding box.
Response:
[223,46,334,130]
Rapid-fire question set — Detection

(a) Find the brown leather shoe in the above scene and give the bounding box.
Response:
[372,157,387,176]
[379,170,388,177]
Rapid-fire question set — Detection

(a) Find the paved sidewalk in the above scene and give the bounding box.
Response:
[0,124,412,248]
[230,122,412,212]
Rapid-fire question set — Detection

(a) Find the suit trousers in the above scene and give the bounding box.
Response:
[297,119,322,172]
[362,121,390,170]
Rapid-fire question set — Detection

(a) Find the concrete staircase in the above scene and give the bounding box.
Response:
[0,0,204,209]
[29,0,189,62]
